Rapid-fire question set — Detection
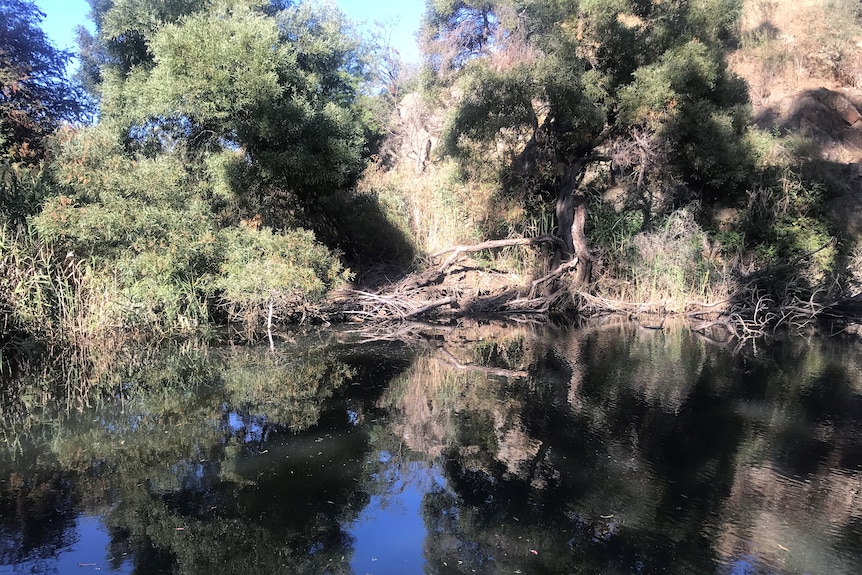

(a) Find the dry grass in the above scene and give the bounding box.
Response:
[594,209,732,313]
[357,157,496,257]
[733,0,862,105]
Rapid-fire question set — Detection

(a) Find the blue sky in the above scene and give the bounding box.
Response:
[33,0,425,63]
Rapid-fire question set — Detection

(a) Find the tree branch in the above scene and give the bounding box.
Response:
[430,235,564,272]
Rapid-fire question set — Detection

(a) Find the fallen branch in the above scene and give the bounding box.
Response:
[431,235,564,272]
[404,297,455,318]
[577,292,668,315]
[530,257,579,297]
[501,288,568,314]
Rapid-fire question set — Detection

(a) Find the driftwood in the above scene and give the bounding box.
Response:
[339,289,456,321]
[530,257,579,296]
[327,234,857,349]
[329,235,582,322]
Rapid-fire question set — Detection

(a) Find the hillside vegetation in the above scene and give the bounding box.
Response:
[2,0,862,358]
[355,0,862,336]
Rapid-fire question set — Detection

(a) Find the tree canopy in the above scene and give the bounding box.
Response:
[0,0,84,162]
[424,0,753,282]
[78,0,371,214]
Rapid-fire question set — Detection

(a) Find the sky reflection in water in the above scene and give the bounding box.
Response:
[349,456,444,574]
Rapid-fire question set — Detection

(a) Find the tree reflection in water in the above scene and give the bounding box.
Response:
[381,321,862,574]
[0,322,861,574]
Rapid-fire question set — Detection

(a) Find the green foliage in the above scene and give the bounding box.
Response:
[689,0,744,46]
[94,0,371,214]
[442,65,537,157]
[595,207,727,307]
[736,166,838,289]
[80,0,209,85]
[143,1,283,124]
[0,0,385,342]
[0,159,54,224]
[214,226,347,308]
[20,122,346,337]
[619,40,753,195]
[588,198,644,255]
[432,0,755,224]
[34,124,218,268]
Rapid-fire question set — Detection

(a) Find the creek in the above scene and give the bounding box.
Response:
[1,321,861,574]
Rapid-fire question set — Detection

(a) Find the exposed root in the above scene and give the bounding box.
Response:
[322,236,862,347]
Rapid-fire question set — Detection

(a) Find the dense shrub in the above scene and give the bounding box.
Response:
[18,124,349,337]
[214,226,348,313]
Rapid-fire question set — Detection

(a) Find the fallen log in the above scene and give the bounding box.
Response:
[430,235,564,272]
[403,297,455,318]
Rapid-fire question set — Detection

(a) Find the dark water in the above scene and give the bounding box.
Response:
[2,321,862,574]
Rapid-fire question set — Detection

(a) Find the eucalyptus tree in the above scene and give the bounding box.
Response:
[423,0,752,285]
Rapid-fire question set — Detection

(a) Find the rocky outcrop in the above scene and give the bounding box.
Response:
[775,88,862,151]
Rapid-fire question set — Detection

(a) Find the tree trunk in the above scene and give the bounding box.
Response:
[552,163,592,287]
[571,191,592,286]
[553,180,575,264]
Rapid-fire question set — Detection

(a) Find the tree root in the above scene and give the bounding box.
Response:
[325,236,861,346]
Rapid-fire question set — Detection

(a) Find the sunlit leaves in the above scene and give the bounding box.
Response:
[214,226,348,308]
[435,0,753,199]
[94,0,370,204]
[146,1,284,124]
[12,0,371,335]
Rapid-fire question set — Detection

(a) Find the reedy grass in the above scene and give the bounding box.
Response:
[593,208,731,312]
[0,223,95,347]
[0,223,203,355]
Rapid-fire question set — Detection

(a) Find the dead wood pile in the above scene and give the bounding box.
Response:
[326,236,858,348]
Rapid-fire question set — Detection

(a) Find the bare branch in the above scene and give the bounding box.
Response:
[430,235,564,272]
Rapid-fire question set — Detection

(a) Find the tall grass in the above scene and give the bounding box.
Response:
[358,159,489,257]
[594,208,731,310]
[0,224,97,348]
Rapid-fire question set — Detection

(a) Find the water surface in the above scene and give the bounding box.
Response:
[1,321,861,574]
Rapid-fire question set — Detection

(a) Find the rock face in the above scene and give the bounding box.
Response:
[822,90,862,126]
[826,192,862,236]
[761,87,862,238]
[396,92,439,173]
[776,88,862,151]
